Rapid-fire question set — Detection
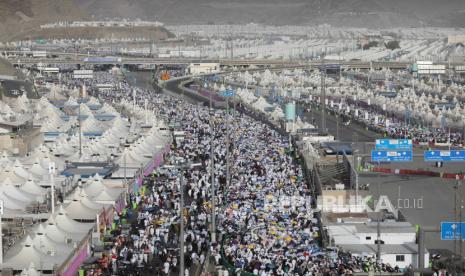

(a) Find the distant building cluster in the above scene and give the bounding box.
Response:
[40,20,164,29]
[448,34,465,45]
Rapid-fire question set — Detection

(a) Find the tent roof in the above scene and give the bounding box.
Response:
[65,199,102,220]
[3,235,59,271]
[53,205,95,233]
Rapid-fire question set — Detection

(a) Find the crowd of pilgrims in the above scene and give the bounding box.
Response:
[309,98,463,147]
[81,72,406,275]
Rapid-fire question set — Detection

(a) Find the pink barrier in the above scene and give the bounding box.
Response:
[443,173,465,180]
[143,143,170,176]
[115,196,126,213]
[130,143,171,194]
[61,240,90,276]
[373,167,392,173]
[374,167,461,179]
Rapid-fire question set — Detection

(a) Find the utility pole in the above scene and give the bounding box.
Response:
[321,57,326,133]
[163,162,201,276]
[0,200,2,268]
[78,103,82,157]
[226,95,230,192]
[377,160,381,262]
[49,162,56,214]
[180,173,185,276]
[455,180,458,262]
[209,82,216,243]
[459,179,464,273]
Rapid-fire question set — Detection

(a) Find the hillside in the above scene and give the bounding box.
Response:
[74,0,465,27]
[0,0,172,42]
[1,0,465,41]
[0,0,88,41]
[0,57,17,76]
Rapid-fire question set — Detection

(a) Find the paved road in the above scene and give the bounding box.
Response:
[303,105,383,142]
[359,173,464,254]
[158,73,383,143]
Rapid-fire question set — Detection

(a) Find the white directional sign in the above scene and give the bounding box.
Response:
[48,162,56,174]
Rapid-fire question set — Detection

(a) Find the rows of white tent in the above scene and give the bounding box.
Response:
[168,25,465,62]
[0,84,171,273]
[3,206,95,272]
[224,69,465,129]
[169,25,464,40]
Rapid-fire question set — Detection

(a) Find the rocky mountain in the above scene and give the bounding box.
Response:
[74,0,465,27]
[1,0,465,41]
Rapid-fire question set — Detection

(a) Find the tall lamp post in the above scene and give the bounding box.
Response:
[219,85,235,190]
[205,80,217,244]
[49,162,56,214]
[163,160,201,276]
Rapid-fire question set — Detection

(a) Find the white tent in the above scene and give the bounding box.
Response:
[65,197,105,221]
[3,235,58,271]
[13,160,30,180]
[1,178,40,203]
[0,191,27,211]
[20,262,41,276]
[83,176,106,197]
[0,151,12,166]
[20,179,46,196]
[41,218,85,244]
[91,186,124,205]
[28,159,49,178]
[0,165,27,186]
[32,231,72,257]
[53,205,95,233]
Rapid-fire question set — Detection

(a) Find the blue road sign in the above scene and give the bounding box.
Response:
[441,222,465,240]
[424,150,465,162]
[375,139,412,150]
[371,150,413,162]
[220,89,235,97]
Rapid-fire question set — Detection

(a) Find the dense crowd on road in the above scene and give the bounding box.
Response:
[308,99,463,147]
[67,71,410,275]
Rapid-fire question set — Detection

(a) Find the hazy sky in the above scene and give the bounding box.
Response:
[72,0,465,27]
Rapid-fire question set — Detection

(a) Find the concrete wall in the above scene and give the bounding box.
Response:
[380,252,429,269]
[358,232,416,245]
[448,35,465,44]
[188,63,220,75]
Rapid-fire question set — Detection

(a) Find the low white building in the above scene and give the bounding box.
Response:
[338,244,429,269]
[326,221,429,268]
[187,63,220,75]
[327,222,416,245]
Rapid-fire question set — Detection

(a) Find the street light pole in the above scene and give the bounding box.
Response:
[321,58,327,133]
[163,161,201,276]
[377,160,381,263]
[78,103,82,157]
[49,162,56,214]
[459,179,464,272]
[180,172,185,276]
[226,96,230,191]
[0,200,3,268]
[209,82,216,244]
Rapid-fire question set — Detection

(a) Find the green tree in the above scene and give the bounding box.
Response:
[363,41,379,50]
[385,40,401,50]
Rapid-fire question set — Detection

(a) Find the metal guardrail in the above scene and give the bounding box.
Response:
[8,55,415,69]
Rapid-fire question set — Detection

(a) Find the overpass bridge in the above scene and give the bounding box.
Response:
[8,56,413,70]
